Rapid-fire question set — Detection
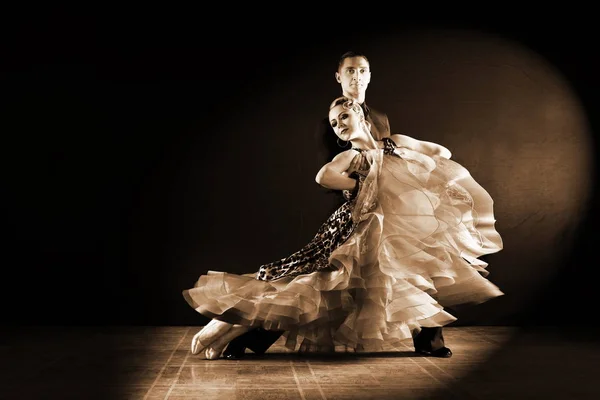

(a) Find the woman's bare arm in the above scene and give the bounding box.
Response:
[389,134,452,159]
[315,150,360,190]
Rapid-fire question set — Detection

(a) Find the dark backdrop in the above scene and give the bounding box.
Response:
[3,9,598,329]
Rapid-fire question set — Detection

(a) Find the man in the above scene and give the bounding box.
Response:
[316,51,391,169]
[315,51,391,211]
[222,51,452,359]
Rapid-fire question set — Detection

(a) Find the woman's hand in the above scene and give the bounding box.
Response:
[346,151,370,177]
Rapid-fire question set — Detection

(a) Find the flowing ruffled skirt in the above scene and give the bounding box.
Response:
[183,149,503,351]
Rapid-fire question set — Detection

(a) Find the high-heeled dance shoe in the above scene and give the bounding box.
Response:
[222,328,283,360]
[191,331,211,355]
[190,320,236,356]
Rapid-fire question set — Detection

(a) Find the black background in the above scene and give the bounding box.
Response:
[3,8,598,330]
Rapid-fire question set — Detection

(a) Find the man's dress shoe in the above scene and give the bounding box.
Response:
[413,327,453,358]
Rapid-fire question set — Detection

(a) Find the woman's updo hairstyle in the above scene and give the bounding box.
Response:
[329,96,364,117]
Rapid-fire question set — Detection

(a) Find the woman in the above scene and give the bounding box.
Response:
[183,96,503,359]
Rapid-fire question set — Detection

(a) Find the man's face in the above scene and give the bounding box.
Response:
[335,56,371,99]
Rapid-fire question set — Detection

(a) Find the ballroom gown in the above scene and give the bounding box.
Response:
[182,146,503,351]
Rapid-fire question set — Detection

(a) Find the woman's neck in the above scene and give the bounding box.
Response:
[350,134,377,150]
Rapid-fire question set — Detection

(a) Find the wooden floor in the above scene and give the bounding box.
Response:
[1,326,599,399]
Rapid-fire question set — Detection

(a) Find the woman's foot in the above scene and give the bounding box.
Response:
[205,325,251,360]
[191,320,232,355]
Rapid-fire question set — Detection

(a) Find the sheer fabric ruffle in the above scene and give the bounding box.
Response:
[183,148,503,351]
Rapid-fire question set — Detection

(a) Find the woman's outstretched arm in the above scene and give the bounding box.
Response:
[389,133,452,159]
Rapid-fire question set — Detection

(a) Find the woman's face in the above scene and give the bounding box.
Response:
[329,103,363,141]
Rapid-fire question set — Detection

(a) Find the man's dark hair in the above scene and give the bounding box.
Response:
[337,51,370,71]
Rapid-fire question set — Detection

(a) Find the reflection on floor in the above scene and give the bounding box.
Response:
[1,326,599,399]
